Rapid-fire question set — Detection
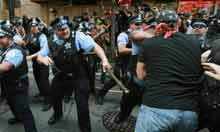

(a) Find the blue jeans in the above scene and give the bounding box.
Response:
[135,105,198,132]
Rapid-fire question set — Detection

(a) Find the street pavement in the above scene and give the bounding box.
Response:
[0,62,137,132]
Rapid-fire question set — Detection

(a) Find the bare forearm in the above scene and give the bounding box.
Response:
[27,52,39,59]
[94,44,108,62]
[118,47,132,55]
[0,62,13,74]
[131,32,154,41]
[136,62,146,80]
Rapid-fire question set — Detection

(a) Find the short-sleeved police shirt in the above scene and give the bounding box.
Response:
[3,49,23,68]
[50,31,95,55]
[117,32,129,46]
[139,32,203,111]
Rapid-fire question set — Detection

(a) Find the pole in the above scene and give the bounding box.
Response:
[111,0,117,58]
[213,0,218,15]
[176,0,180,12]
[8,0,15,20]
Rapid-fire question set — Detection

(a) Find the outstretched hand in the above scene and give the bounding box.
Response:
[37,55,54,66]
[202,63,220,80]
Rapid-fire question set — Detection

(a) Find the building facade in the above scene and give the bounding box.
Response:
[3,0,217,23]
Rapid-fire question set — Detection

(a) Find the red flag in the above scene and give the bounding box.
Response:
[118,0,132,6]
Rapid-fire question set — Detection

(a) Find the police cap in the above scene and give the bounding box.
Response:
[0,25,14,38]
[191,18,208,28]
[29,17,41,27]
[128,16,142,24]
[51,16,69,30]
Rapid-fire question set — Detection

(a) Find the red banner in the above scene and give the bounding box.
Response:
[178,0,215,12]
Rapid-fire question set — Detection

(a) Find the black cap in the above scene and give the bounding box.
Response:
[50,16,69,30]
[157,10,179,24]
[128,16,142,24]
[0,25,14,38]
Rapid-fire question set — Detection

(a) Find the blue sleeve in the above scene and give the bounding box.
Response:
[3,49,23,68]
[75,31,95,53]
[38,34,50,56]
[117,32,128,46]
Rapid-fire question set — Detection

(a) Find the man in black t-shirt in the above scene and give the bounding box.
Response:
[135,10,203,132]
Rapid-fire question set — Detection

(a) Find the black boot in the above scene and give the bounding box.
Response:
[41,97,52,112]
[41,103,52,112]
[8,117,21,125]
[63,96,71,103]
[96,95,104,105]
[48,114,62,125]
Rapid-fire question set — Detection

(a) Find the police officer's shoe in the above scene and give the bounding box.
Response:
[41,103,52,112]
[8,118,21,125]
[96,95,104,105]
[48,115,62,125]
[0,96,4,103]
[33,93,43,102]
[63,96,71,103]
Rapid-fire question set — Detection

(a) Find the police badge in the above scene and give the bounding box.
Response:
[64,42,72,50]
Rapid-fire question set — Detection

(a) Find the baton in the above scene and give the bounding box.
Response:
[107,70,130,94]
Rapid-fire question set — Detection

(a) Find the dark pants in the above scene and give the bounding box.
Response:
[6,93,37,132]
[51,73,91,132]
[0,82,5,101]
[98,79,117,97]
[119,81,142,118]
[32,60,51,102]
[3,79,37,132]
[87,55,97,94]
[199,96,220,132]
[119,55,142,118]
[98,62,121,97]
[199,76,220,132]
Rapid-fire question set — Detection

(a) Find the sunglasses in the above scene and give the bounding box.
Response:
[192,24,207,29]
[57,28,67,31]
[135,23,142,26]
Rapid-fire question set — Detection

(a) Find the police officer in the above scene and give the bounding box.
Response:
[114,16,153,123]
[37,17,111,132]
[0,25,37,132]
[96,16,133,105]
[191,19,209,52]
[0,20,14,102]
[26,17,51,111]
[114,16,152,123]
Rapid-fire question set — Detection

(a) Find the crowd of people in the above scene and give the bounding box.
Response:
[0,3,220,132]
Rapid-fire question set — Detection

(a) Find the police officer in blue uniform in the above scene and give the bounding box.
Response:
[0,25,37,132]
[96,16,133,105]
[114,16,145,123]
[191,19,208,52]
[37,17,111,132]
[26,17,51,111]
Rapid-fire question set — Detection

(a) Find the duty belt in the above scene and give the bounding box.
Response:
[52,64,75,77]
